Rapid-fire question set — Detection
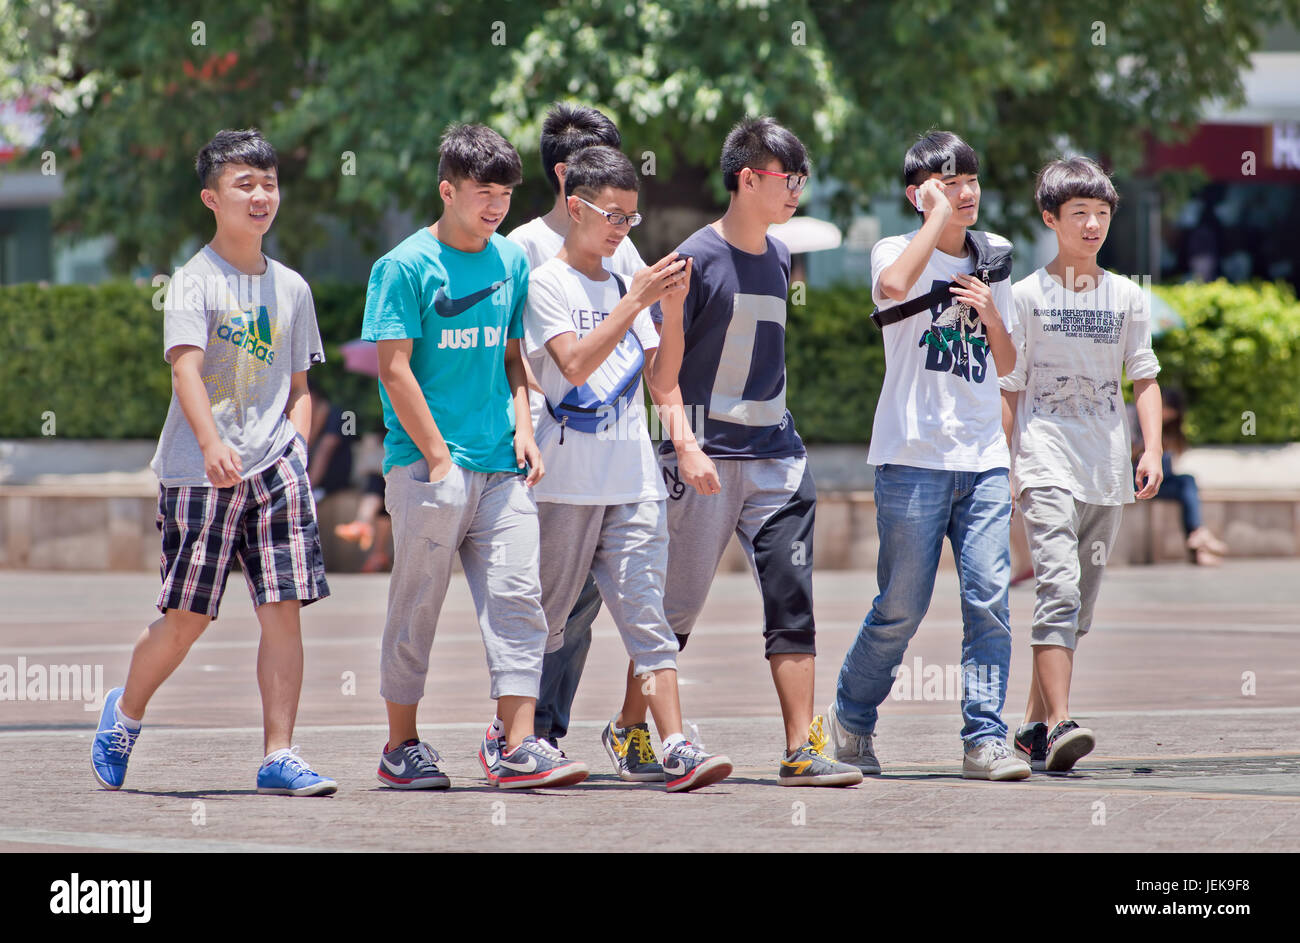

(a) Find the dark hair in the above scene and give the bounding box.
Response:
[1162,387,1187,453]
[437,123,523,187]
[720,116,809,193]
[540,103,621,194]
[1035,156,1119,216]
[902,130,979,187]
[563,146,639,199]
[196,128,277,190]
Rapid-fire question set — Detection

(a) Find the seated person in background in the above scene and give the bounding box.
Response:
[335,472,393,573]
[1128,388,1228,565]
[307,377,355,504]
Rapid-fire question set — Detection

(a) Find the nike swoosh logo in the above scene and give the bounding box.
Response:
[433,277,512,318]
[499,755,537,773]
[663,760,686,776]
[381,756,406,775]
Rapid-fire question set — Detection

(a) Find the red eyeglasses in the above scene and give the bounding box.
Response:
[747,168,809,192]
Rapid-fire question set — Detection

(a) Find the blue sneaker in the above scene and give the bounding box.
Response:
[257,746,338,796]
[91,686,139,790]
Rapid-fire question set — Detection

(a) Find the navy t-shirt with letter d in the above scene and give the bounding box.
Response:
[651,224,804,460]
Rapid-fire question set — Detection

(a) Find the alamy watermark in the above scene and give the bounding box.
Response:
[0,658,106,711]
[890,656,1001,706]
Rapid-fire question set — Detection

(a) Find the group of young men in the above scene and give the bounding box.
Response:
[90,103,1163,797]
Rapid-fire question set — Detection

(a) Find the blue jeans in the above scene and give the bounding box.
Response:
[533,572,602,743]
[1154,453,1202,535]
[834,464,1013,745]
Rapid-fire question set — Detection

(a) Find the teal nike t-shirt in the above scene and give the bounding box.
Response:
[361,228,529,475]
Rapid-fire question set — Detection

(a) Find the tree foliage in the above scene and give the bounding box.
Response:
[3,0,1298,272]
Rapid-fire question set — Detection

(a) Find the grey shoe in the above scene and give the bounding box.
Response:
[778,715,865,787]
[662,740,732,793]
[496,736,589,790]
[601,717,664,782]
[826,700,881,775]
[962,738,1031,781]
[377,739,450,790]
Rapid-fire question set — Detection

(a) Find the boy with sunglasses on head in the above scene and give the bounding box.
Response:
[495,144,731,791]
[506,103,646,757]
[649,116,862,787]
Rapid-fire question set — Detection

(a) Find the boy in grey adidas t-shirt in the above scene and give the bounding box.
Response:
[92,129,335,798]
[151,244,324,484]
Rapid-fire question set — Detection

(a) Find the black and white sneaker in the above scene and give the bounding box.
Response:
[1014,722,1049,772]
[496,736,589,790]
[377,739,451,790]
[1045,720,1095,772]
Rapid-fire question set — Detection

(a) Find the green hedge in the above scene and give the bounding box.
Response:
[0,282,173,439]
[0,280,380,439]
[1151,280,1300,444]
[1,278,1296,445]
[787,285,885,443]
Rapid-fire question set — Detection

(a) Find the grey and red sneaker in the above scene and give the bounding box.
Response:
[1013,722,1048,772]
[662,741,733,793]
[495,736,589,790]
[377,739,450,790]
[1045,720,1095,772]
[478,725,503,785]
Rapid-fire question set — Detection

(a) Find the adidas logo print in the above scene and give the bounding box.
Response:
[216,305,276,364]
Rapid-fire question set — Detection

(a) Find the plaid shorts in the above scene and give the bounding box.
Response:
[156,437,330,618]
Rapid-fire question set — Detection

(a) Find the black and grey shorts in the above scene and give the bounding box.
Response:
[658,453,817,658]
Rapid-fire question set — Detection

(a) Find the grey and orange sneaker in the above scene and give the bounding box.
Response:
[662,740,733,793]
[1013,722,1048,772]
[377,739,450,790]
[601,717,664,782]
[496,736,589,790]
[778,716,865,787]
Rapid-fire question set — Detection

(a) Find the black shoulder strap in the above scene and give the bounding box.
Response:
[611,273,627,297]
[870,231,1013,329]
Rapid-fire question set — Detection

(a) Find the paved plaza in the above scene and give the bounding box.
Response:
[1,560,1297,853]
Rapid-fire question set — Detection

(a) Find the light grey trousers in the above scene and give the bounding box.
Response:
[380,459,547,703]
[536,499,678,676]
[1018,486,1124,650]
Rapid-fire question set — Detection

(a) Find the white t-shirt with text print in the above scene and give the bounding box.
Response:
[523,258,666,506]
[867,230,1017,472]
[1000,267,1160,505]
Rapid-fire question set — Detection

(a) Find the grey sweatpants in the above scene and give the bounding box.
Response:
[536,500,678,676]
[380,459,547,704]
[1018,486,1124,651]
